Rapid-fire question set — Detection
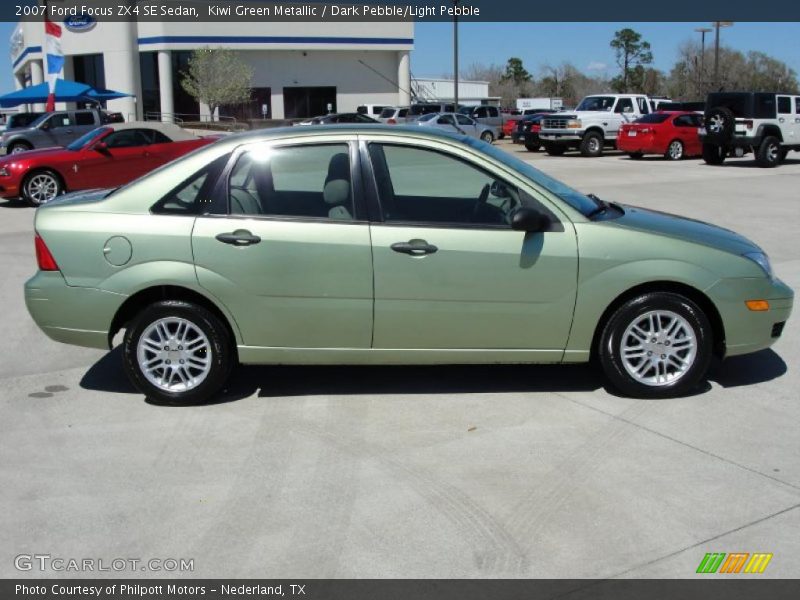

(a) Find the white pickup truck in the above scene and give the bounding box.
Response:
[539,94,668,157]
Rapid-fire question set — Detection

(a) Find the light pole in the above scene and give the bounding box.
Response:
[694,27,712,95]
[452,1,459,109]
[712,21,733,89]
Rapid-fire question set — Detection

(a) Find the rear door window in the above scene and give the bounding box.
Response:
[74,112,95,126]
[615,98,634,114]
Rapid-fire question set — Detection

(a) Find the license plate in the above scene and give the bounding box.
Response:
[698,127,706,135]
[628,131,637,137]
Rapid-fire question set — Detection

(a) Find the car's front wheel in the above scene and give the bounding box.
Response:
[543,143,566,156]
[22,169,63,206]
[598,292,713,398]
[580,132,604,157]
[123,300,234,404]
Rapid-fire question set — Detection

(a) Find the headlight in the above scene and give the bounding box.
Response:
[566,119,582,129]
[743,252,773,279]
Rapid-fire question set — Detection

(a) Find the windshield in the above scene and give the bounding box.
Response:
[575,96,616,112]
[29,113,53,128]
[466,137,599,217]
[66,127,109,151]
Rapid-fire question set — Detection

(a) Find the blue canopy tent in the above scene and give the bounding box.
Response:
[0,79,131,108]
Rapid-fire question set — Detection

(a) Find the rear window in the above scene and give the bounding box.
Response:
[635,113,671,124]
[379,107,396,118]
[74,112,95,126]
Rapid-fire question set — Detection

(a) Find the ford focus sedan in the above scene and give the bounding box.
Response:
[25,126,793,403]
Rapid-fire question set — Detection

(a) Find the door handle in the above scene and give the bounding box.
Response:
[215,229,261,246]
[391,240,438,256]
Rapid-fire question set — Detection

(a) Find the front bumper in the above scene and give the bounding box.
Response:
[706,276,794,357]
[539,132,584,144]
[25,271,127,349]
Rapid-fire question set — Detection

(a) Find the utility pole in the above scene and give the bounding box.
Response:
[453,1,459,109]
[694,27,712,95]
[712,21,733,90]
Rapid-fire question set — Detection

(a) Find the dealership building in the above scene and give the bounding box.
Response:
[9,19,414,120]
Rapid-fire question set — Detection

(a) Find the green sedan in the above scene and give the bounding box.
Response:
[25,126,793,402]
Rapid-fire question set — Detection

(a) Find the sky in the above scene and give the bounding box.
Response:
[1,21,798,95]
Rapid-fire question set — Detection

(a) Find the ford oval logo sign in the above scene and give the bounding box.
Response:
[63,14,97,33]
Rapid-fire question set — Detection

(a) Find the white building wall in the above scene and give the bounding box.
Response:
[10,20,414,120]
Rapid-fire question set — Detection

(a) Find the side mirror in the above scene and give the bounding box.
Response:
[93,141,108,152]
[511,207,550,233]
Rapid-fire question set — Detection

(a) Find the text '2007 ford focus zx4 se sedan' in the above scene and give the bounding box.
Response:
[25,126,793,403]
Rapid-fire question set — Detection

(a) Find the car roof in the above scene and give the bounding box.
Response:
[106,121,198,141]
[220,124,469,148]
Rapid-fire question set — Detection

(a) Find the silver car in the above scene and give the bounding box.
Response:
[415,112,495,143]
[377,106,410,125]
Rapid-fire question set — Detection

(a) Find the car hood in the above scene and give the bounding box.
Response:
[0,146,67,163]
[612,204,761,255]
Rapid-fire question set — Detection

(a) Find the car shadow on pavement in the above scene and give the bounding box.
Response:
[80,348,605,405]
[80,347,787,405]
[708,349,787,388]
[0,199,28,209]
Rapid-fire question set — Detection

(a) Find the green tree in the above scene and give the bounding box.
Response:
[500,57,533,86]
[181,47,254,120]
[610,28,654,93]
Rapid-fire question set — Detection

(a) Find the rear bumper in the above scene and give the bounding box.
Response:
[706,276,794,357]
[25,271,126,350]
[700,133,761,148]
[616,136,659,154]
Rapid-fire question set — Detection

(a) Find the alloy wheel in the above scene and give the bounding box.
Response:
[668,140,684,160]
[25,173,59,204]
[136,317,212,392]
[619,310,697,387]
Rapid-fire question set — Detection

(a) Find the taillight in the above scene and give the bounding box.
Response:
[387,118,396,125]
[34,234,59,271]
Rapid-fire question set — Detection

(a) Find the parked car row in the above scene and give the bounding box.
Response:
[1,108,125,155]
[512,91,799,168]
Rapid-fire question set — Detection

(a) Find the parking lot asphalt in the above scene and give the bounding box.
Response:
[1,144,798,578]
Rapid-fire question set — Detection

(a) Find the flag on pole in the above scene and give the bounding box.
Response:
[44,6,63,112]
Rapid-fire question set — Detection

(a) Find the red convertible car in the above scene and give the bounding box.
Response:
[0,122,219,206]
[617,111,704,160]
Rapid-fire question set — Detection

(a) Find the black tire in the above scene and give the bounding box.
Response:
[123,300,234,404]
[755,136,781,168]
[7,141,32,155]
[703,106,735,144]
[665,139,684,161]
[598,292,713,399]
[21,169,63,207]
[580,131,604,157]
[544,143,566,156]
[524,143,540,152]
[480,130,495,144]
[628,152,644,160]
[702,143,726,166]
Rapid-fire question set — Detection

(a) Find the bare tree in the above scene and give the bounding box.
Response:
[181,47,254,120]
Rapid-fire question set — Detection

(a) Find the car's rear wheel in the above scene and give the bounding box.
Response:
[22,169,63,206]
[666,139,684,160]
[8,141,32,154]
[524,143,540,152]
[702,143,726,165]
[580,132,604,157]
[123,300,233,404]
[480,130,495,144]
[544,143,566,156]
[598,292,713,398]
[756,136,781,168]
